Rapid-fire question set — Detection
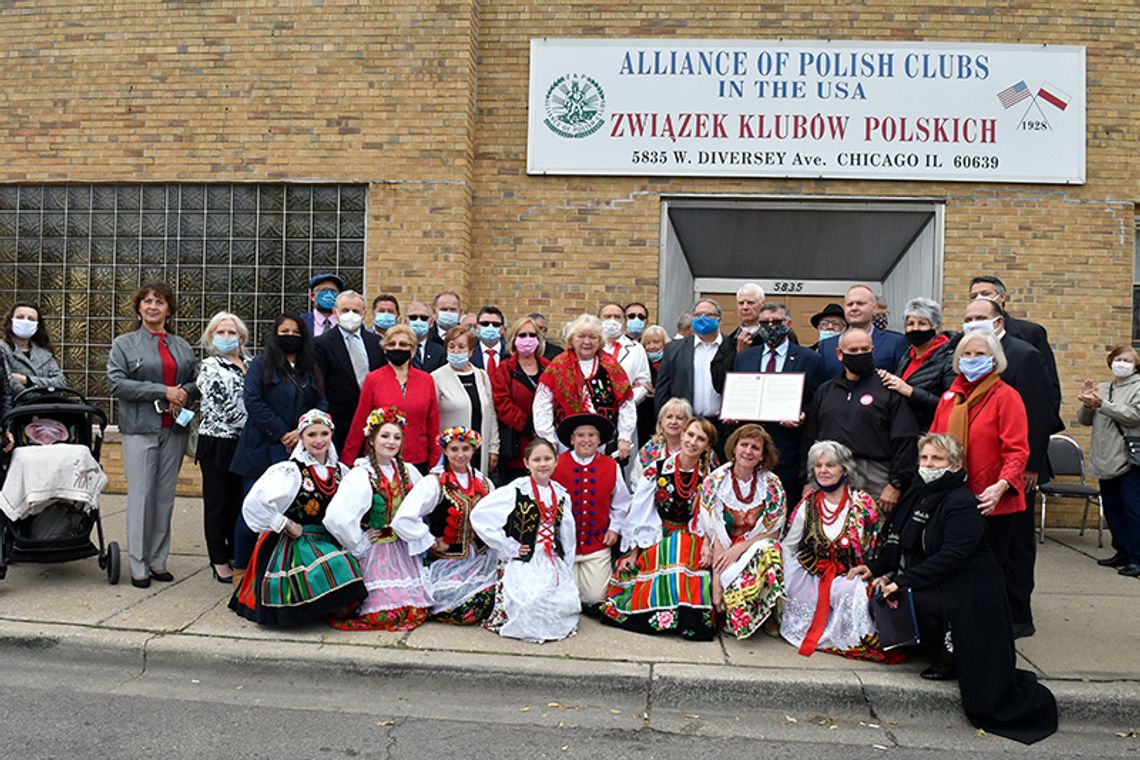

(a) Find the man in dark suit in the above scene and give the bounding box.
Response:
[817,284,907,377]
[470,305,509,372]
[314,290,386,455]
[969,275,1063,434]
[729,302,826,497]
[655,298,725,416]
[528,312,565,360]
[427,290,462,348]
[408,300,445,372]
[300,272,344,338]
[963,297,1059,638]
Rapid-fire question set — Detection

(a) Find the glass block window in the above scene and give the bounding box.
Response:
[0,184,367,420]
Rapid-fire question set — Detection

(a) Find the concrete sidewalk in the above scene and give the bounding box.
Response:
[2,494,1138,729]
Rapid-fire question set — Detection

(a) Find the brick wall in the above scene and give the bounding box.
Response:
[4,1,1138,527]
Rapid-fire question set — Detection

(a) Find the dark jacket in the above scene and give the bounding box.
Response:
[894,335,958,430]
[998,333,1057,480]
[414,339,446,373]
[229,355,327,478]
[817,327,907,378]
[1004,313,1063,434]
[314,327,386,454]
[869,470,1057,744]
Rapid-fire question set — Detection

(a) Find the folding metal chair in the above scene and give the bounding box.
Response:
[1037,434,1104,546]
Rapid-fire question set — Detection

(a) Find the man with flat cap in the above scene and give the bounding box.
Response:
[301,272,344,338]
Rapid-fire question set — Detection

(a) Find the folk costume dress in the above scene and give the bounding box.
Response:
[599,453,717,640]
[699,463,787,639]
[471,477,581,643]
[392,466,498,624]
[552,450,645,603]
[779,486,898,662]
[324,457,431,631]
[230,444,367,627]
[533,352,636,452]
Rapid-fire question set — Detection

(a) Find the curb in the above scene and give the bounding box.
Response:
[3,619,1138,728]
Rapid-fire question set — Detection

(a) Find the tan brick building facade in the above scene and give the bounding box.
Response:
[2,2,1138,511]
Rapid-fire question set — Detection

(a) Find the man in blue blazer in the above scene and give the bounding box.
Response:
[731,303,826,497]
[469,305,508,372]
[817,284,907,376]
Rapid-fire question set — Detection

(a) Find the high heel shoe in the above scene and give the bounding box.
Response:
[211,565,234,584]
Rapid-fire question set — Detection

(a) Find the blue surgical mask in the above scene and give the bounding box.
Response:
[315,290,338,310]
[373,312,397,330]
[212,336,240,355]
[478,325,501,344]
[437,311,460,329]
[818,330,841,342]
[626,317,646,336]
[959,355,994,382]
[447,351,470,369]
[691,315,720,336]
[647,349,664,362]
[409,319,430,338]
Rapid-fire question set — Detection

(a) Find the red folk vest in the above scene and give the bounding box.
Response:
[552,451,618,556]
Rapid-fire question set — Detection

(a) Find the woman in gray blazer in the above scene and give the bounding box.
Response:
[3,302,67,397]
[106,283,199,588]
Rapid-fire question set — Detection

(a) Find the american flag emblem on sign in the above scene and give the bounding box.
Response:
[997,80,1030,109]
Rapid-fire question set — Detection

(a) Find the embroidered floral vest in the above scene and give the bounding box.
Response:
[285,461,341,526]
[427,473,487,558]
[362,461,411,544]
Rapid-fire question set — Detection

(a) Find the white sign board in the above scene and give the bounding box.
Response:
[527,39,1085,184]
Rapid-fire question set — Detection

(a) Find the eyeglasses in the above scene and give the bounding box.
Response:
[757,318,785,326]
[478,320,503,328]
[407,315,430,322]
[516,332,538,338]
[625,313,647,320]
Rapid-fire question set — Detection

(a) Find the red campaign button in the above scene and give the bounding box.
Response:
[859,394,874,406]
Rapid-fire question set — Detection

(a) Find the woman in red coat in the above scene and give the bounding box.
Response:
[930,330,1029,566]
[344,325,441,473]
[491,316,550,481]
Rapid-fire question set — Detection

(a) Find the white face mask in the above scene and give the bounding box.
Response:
[918,466,951,484]
[11,318,38,340]
[338,312,363,333]
[962,317,996,335]
[1112,360,1136,379]
[601,319,624,339]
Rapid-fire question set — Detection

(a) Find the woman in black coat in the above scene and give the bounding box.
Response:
[851,432,1057,745]
[876,297,957,431]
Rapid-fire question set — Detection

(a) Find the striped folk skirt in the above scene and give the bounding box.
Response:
[230,525,367,627]
[599,525,716,640]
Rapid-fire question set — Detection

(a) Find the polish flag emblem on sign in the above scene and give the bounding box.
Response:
[1036,82,1071,111]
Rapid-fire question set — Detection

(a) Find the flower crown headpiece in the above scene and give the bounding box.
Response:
[364,406,407,438]
[297,408,334,433]
[438,426,482,448]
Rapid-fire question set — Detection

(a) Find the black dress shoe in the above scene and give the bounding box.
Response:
[1119,563,1140,577]
[1012,622,1036,639]
[149,570,174,582]
[131,576,151,589]
[920,664,957,681]
[1098,554,1127,568]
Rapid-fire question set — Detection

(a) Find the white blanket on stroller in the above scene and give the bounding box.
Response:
[1,444,107,521]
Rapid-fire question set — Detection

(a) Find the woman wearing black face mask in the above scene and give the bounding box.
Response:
[229,314,326,585]
[343,324,441,474]
[876,297,957,430]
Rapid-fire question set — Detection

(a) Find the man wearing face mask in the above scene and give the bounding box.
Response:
[407,300,446,372]
[314,290,386,455]
[301,273,344,338]
[428,290,462,348]
[801,328,919,512]
[656,298,729,456]
[370,293,400,337]
[960,297,1055,638]
[809,303,846,350]
[470,305,508,373]
[730,303,825,497]
[623,302,650,342]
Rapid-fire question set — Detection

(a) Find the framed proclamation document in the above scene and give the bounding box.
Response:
[719,372,805,422]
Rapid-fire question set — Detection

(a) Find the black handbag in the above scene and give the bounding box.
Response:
[1112,421,1140,467]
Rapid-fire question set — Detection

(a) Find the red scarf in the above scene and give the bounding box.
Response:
[900,334,948,381]
[537,350,633,418]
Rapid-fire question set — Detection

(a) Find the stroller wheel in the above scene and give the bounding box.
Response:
[106,541,121,585]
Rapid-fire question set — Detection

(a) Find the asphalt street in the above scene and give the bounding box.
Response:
[1,649,1136,760]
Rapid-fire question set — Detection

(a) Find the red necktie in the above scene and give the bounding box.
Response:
[765,349,777,373]
[486,348,497,372]
[610,343,622,361]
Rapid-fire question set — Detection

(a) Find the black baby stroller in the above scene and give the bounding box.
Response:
[0,385,118,584]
